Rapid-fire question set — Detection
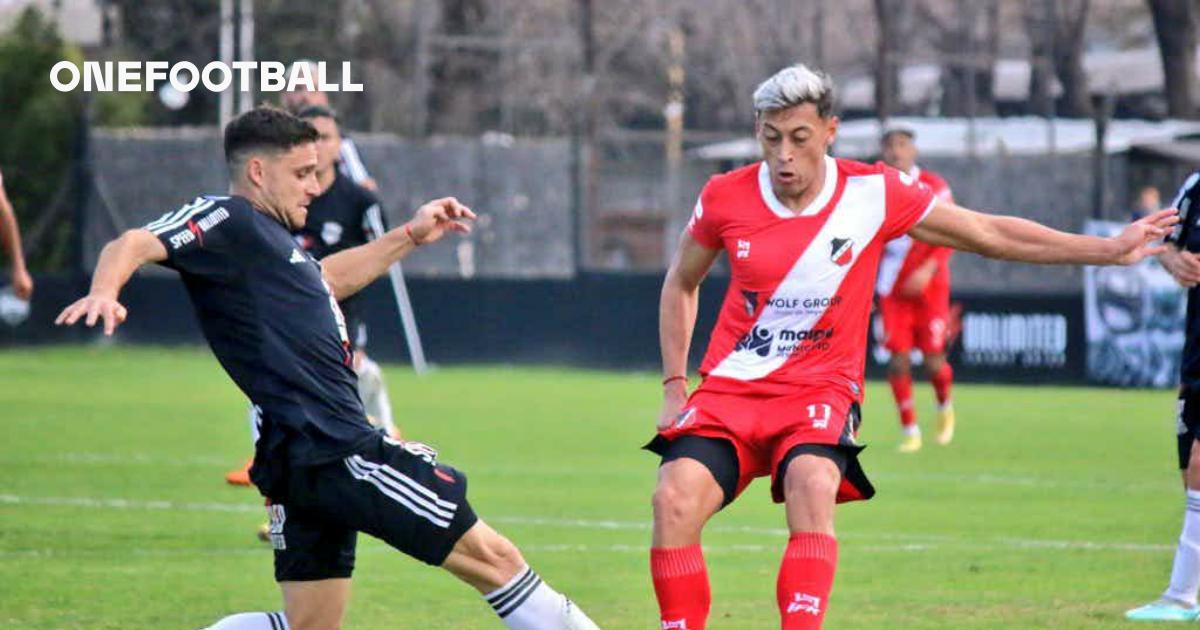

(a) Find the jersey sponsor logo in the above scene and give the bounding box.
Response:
[195,206,230,232]
[168,227,196,250]
[764,296,842,312]
[321,221,344,245]
[785,592,821,616]
[830,237,854,266]
[735,325,834,358]
[737,239,751,259]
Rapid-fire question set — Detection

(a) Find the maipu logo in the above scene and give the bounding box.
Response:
[735,326,774,357]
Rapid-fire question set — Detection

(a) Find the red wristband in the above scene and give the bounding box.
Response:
[404,224,421,246]
[662,375,687,386]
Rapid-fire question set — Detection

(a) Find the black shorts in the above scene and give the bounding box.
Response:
[265,435,478,582]
[1178,388,1200,470]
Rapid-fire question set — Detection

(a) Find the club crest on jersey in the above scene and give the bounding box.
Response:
[830,237,854,266]
[321,221,343,245]
[735,326,773,357]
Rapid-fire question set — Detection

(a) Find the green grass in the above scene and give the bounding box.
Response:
[0,345,1188,629]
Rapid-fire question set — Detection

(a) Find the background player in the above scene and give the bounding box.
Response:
[56,107,600,630]
[875,125,957,452]
[282,59,376,191]
[0,167,34,301]
[223,104,400,488]
[649,64,1176,630]
[1127,171,1200,622]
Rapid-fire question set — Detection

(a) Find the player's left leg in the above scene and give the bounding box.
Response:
[442,520,601,629]
[776,449,842,630]
[1127,393,1200,621]
[881,298,920,452]
[281,579,350,630]
[918,313,955,446]
[201,611,290,630]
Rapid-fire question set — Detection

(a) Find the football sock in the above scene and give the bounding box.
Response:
[888,372,917,428]
[651,544,710,630]
[247,404,261,445]
[356,356,398,436]
[202,611,289,630]
[1164,490,1200,606]
[484,566,600,629]
[931,363,954,409]
[777,533,838,630]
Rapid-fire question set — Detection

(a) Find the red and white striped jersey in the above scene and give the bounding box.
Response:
[875,167,954,300]
[687,156,936,399]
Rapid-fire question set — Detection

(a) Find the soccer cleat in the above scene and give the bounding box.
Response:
[224,457,253,487]
[1124,598,1200,621]
[897,433,922,453]
[936,405,956,445]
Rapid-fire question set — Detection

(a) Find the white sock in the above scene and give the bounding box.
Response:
[356,357,398,435]
[1164,490,1200,606]
[937,400,953,413]
[902,425,921,438]
[484,566,600,630]
[203,611,288,630]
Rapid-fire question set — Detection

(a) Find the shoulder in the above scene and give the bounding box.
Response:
[699,162,760,207]
[834,157,885,178]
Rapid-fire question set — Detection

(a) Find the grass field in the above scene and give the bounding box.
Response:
[0,346,1190,629]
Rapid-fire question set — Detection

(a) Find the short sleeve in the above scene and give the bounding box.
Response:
[685,183,721,250]
[881,166,937,240]
[142,197,239,276]
[1168,172,1200,247]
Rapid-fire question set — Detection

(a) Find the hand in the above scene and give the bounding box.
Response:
[54,294,128,336]
[1160,247,1200,288]
[10,266,32,300]
[404,197,476,246]
[1109,208,1179,265]
[900,268,933,297]
[657,380,689,431]
[360,177,379,192]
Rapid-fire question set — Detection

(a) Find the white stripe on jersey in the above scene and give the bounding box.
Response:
[709,173,888,382]
[876,235,913,296]
[144,197,211,233]
[339,138,371,184]
[146,199,215,235]
[362,203,384,241]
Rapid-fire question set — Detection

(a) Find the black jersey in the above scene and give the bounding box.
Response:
[295,171,385,260]
[1168,172,1200,388]
[144,195,378,483]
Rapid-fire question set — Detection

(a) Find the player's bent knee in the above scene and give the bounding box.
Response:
[782,457,840,502]
[652,475,716,532]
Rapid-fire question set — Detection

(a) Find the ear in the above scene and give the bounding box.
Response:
[825,116,840,147]
[246,156,265,188]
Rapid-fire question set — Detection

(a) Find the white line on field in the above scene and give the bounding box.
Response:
[0,493,1173,554]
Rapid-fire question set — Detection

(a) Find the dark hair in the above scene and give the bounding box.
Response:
[294,104,339,123]
[223,105,319,169]
[881,128,916,143]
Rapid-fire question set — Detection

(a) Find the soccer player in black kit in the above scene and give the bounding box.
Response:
[1128,173,1200,621]
[223,105,399,488]
[56,107,600,630]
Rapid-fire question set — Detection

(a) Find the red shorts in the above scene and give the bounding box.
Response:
[647,385,873,504]
[880,294,950,355]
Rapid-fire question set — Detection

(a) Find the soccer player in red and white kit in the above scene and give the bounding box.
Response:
[647,64,1177,630]
[875,126,957,453]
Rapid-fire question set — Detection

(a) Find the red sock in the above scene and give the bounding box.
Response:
[931,362,954,407]
[651,545,710,630]
[888,372,916,427]
[777,533,838,630]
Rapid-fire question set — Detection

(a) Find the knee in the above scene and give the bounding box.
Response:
[925,354,946,374]
[782,464,840,504]
[652,480,708,531]
[480,531,526,577]
[888,355,910,375]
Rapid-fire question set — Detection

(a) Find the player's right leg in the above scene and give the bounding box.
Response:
[881,299,920,452]
[1126,391,1200,621]
[649,437,736,630]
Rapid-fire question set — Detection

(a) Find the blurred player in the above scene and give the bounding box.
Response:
[281,59,377,191]
[875,125,956,452]
[648,64,1176,630]
[223,104,399,487]
[56,107,599,630]
[0,167,34,300]
[1127,171,1200,622]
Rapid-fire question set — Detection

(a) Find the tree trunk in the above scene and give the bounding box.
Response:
[1054,0,1092,117]
[1147,0,1198,118]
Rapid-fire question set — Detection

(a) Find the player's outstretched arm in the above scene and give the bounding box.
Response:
[908,200,1178,266]
[322,197,475,300]
[54,229,167,335]
[658,233,720,430]
[0,169,33,299]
